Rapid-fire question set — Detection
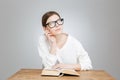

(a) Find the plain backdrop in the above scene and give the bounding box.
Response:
[0,0,120,80]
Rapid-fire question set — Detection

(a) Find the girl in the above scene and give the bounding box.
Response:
[38,11,92,70]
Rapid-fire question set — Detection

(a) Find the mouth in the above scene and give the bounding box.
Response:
[55,28,61,31]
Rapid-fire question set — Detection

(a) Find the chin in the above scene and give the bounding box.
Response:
[54,31,62,35]
[53,28,63,35]
[57,30,63,34]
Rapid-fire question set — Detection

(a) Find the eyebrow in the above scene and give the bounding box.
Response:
[46,18,61,24]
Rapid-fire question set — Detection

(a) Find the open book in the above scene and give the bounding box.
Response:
[41,69,80,76]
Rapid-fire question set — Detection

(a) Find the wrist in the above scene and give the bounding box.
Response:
[73,64,81,71]
[49,44,57,55]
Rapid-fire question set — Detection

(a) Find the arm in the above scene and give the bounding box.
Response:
[52,36,92,70]
[38,35,58,69]
[78,51,92,70]
[76,40,92,70]
[52,63,81,71]
[45,31,57,55]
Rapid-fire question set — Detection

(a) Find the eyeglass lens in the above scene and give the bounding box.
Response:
[47,18,64,28]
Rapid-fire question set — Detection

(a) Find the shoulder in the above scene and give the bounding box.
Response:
[68,34,80,43]
[39,34,46,40]
[68,34,83,46]
[38,34,47,43]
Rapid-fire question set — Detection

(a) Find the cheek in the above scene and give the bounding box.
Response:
[46,27,51,33]
[50,29,58,35]
[49,29,54,34]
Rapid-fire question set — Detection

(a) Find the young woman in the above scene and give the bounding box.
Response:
[38,11,92,70]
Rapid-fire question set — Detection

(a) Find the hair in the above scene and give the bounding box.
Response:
[42,11,61,27]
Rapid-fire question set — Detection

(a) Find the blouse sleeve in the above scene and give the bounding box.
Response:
[38,35,58,69]
[74,38,92,70]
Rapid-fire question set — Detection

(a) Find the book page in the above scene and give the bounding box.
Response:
[61,69,80,76]
[41,69,61,76]
[41,69,80,76]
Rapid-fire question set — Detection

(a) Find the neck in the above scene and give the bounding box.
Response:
[55,33,64,38]
[55,33,67,42]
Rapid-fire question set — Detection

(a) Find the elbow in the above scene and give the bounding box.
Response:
[80,64,93,70]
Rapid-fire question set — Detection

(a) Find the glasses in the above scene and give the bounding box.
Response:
[46,18,64,28]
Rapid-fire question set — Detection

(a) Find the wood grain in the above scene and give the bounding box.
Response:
[8,69,115,80]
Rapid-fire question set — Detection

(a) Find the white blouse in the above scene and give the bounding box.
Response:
[38,34,92,70]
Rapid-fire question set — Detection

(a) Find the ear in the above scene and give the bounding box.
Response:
[43,27,46,31]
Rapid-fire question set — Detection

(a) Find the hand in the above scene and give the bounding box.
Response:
[52,63,72,69]
[52,63,81,70]
[45,31,56,45]
[45,30,57,54]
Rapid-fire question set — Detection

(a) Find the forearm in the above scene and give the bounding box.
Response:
[52,63,81,71]
[71,64,81,71]
[49,43,57,55]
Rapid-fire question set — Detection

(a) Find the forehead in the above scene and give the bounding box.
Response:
[46,15,60,23]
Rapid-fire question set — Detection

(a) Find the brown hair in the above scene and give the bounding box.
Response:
[42,11,61,27]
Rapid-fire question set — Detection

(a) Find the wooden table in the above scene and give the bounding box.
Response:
[8,69,115,80]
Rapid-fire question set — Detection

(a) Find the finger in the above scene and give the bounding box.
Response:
[52,65,57,69]
[52,64,60,69]
[45,32,51,39]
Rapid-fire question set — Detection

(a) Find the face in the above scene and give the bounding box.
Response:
[44,14,63,35]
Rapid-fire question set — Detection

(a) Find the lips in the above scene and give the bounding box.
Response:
[55,28,61,31]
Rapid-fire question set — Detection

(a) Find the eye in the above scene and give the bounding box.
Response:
[48,22,56,28]
[57,18,64,25]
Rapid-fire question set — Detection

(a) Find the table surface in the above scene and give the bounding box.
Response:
[8,69,115,80]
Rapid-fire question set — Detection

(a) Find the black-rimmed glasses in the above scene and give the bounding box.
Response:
[46,18,64,28]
